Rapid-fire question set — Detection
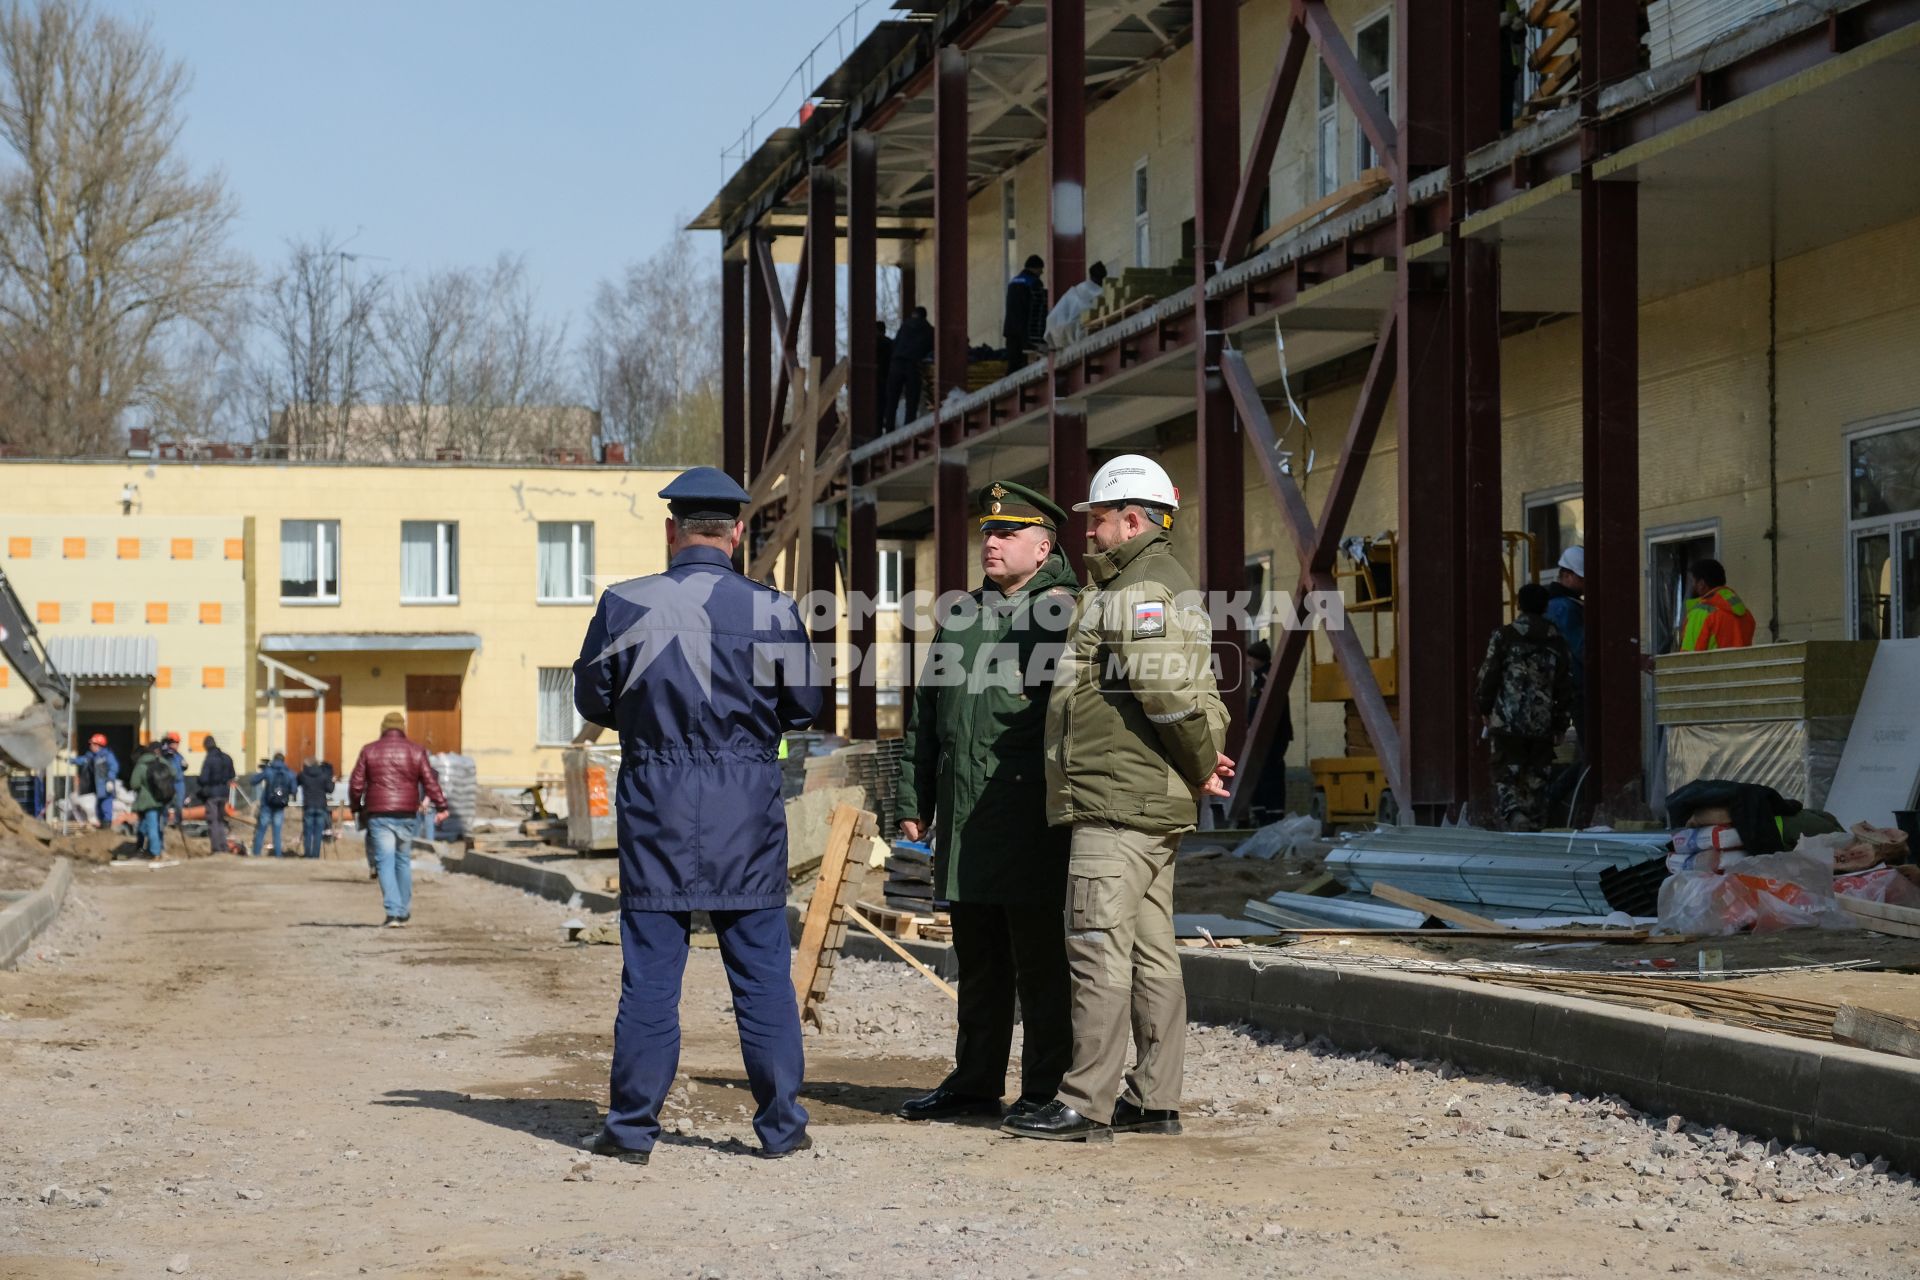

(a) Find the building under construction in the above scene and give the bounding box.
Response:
[694,0,1920,823]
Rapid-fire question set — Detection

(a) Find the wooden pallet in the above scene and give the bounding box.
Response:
[792,804,880,1029]
[854,900,947,941]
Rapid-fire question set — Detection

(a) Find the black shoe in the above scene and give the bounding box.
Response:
[757,1133,812,1159]
[1000,1100,1113,1143]
[1005,1096,1049,1120]
[588,1132,651,1165]
[1111,1098,1182,1135]
[897,1087,1002,1122]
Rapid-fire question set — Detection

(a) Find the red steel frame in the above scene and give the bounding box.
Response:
[1047,0,1090,573]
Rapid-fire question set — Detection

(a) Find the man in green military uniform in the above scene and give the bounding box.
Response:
[1005,454,1231,1144]
[896,480,1079,1122]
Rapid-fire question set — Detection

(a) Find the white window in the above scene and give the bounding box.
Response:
[537,667,584,745]
[1001,180,1017,283]
[1848,420,1920,639]
[280,519,340,603]
[1132,159,1151,267]
[401,520,459,603]
[877,548,903,609]
[1316,59,1339,199]
[537,521,595,603]
[1523,487,1585,584]
[1355,12,1393,178]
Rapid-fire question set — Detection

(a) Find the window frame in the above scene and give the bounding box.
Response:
[1353,9,1394,180]
[536,666,585,747]
[1132,157,1151,268]
[1521,484,1584,585]
[876,547,904,611]
[1845,414,1920,638]
[278,518,342,606]
[400,519,460,605]
[536,520,596,605]
[1316,59,1339,200]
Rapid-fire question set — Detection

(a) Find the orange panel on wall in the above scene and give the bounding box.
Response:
[202,667,226,689]
[35,601,58,623]
[172,538,194,560]
[118,538,141,559]
[0,666,8,688]
[224,538,244,560]
[6,537,29,558]
[91,602,114,624]
[63,537,85,559]
[146,602,169,624]
[155,667,172,689]
[199,602,222,624]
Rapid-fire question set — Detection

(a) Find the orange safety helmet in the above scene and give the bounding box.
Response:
[88,733,107,747]
[164,731,181,744]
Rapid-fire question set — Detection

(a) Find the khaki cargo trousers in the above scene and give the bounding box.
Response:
[1054,823,1186,1123]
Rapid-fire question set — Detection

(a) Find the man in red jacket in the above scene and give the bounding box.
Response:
[349,711,449,927]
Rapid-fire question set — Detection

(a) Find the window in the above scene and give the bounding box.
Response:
[1001,180,1017,282]
[1524,489,1584,583]
[877,548,903,609]
[538,521,595,602]
[537,667,584,744]
[401,520,459,603]
[1848,420,1920,638]
[1355,12,1393,178]
[1316,59,1339,199]
[280,519,340,602]
[1132,159,1151,267]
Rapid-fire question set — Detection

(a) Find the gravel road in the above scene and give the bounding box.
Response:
[1,858,1916,1279]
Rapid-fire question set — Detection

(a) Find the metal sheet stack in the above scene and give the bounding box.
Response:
[429,754,477,825]
[883,841,936,913]
[1324,828,1671,917]
[832,739,907,839]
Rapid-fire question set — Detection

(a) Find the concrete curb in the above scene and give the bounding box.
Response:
[0,858,73,969]
[1181,950,1920,1171]
[449,846,619,913]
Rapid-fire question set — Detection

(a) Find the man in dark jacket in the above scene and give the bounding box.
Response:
[245,753,298,858]
[1544,546,1585,750]
[897,481,1077,1122]
[298,758,336,859]
[883,306,935,430]
[349,715,448,925]
[159,732,188,830]
[197,735,236,853]
[1475,583,1575,831]
[573,466,823,1164]
[1003,255,1047,369]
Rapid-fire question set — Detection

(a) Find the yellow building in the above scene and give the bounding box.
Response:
[1,460,679,786]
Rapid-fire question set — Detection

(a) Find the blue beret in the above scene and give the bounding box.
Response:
[658,466,751,517]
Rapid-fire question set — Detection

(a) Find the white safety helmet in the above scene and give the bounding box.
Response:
[1558,546,1586,578]
[1073,453,1180,514]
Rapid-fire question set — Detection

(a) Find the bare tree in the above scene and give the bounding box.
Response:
[581,230,721,466]
[0,0,244,455]
[251,233,387,459]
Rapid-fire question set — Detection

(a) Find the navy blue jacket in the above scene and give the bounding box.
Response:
[574,544,823,912]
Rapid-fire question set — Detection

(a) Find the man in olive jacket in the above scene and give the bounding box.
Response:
[897,480,1078,1122]
[1006,454,1231,1144]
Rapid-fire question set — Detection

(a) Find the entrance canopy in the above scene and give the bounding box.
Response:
[259,633,481,654]
[46,635,157,686]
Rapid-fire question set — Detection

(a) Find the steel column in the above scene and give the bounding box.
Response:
[899,545,918,713]
[1048,0,1088,565]
[847,133,880,741]
[1222,15,1308,268]
[722,241,746,484]
[935,455,970,597]
[811,524,840,734]
[747,229,772,483]
[807,167,839,736]
[934,46,970,404]
[1193,0,1245,752]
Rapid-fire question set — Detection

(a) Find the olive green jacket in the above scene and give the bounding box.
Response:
[1044,528,1228,834]
[898,551,1079,905]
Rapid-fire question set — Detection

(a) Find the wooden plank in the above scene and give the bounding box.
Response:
[1832,1004,1920,1060]
[1278,927,1654,942]
[1839,899,1920,940]
[1369,882,1512,932]
[792,805,862,1007]
[1250,168,1388,253]
[1836,895,1920,925]
[845,907,958,1000]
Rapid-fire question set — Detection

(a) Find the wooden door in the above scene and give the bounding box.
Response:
[284,675,343,770]
[404,674,463,753]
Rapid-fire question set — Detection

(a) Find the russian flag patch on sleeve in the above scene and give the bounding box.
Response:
[1132,600,1166,637]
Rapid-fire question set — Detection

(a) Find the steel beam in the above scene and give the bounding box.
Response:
[758,231,809,472]
[935,454,970,597]
[847,134,880,741]
[1300,0,1399,184]
[810,524,840,734]
[747,228,772,484]
[847,491,878,739]
[1048,0,1089,565]
[1222,16,1308,268]
[934,45,970,405]
[807,169,840,736]
[1193,0,1246,754]
[722,241,746,485]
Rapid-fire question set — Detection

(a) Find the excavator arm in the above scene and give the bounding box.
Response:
[0,566,70,772]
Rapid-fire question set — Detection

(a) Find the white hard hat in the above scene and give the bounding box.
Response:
[1073,454,1180,513]
[1558,546,1585,577]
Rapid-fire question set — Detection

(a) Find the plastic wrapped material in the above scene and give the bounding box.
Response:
[1231,813,1323,861]
[1667,825,1742,874]
[1837,822,1909,872]
[1836,864,1920,908]
[1657,842,1857,935]
[1666,716,1854,809]
[429,753,477,823]
[563,745,621,851]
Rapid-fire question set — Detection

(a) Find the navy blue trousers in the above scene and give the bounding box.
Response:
[606,907,807,1154]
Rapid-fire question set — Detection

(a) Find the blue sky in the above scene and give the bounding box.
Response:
[92,0,856,330]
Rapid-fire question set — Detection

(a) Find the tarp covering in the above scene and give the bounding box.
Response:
[1665,717,1851,810]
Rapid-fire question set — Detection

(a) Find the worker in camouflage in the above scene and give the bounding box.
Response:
[1475,582,1575,832]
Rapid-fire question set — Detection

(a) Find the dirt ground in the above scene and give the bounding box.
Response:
[2,859,1918,1280]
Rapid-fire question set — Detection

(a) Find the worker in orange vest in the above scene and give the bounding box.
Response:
[1679,558,1756,652]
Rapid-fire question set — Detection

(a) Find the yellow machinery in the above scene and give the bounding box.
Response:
[1307,532,1537,829]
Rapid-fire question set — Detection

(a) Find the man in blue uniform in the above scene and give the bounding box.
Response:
[574,466,823,1165]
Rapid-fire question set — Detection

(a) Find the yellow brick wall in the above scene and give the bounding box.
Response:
[0,462,677,784]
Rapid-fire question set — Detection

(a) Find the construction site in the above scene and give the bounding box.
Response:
[7,0,1920,1275]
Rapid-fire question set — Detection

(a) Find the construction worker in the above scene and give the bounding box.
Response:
[1003,254,1048,370]
[884,306,934,429]
[159,732,188,830]
[72,733,118,829]
[1475,582,1575,832]
[1545,547,1586,748]
[1679,558,1756,651]
[896,480,1077,1123]
[573,466,823,1164]
[246,752,299,859]
[128,742,172,859]
[1004,454,1232,1144]
[197,735,236,854]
